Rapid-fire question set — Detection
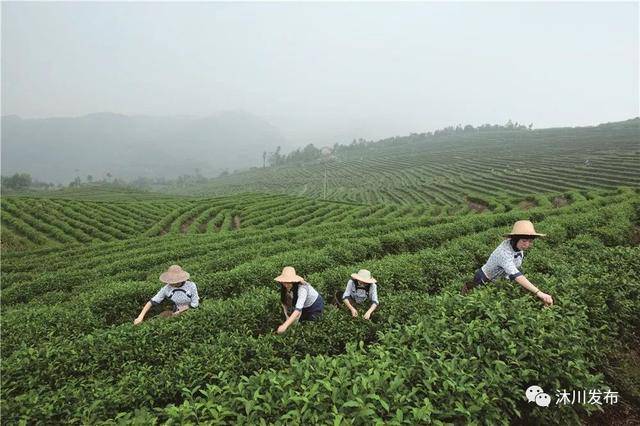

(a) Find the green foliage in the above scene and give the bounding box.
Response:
[1,172,33,190]
[167,119,640,204]
[1,189,638,424]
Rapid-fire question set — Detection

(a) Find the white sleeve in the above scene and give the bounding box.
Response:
[369,283,379,304]
[342,280,354,300]
[150,286,167,305]
[499,253,522,280]
[189,283,199,308]
[295,285,308,311]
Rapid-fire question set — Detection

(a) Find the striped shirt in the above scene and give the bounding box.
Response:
[342,279,379,305]
[150,281,199,309]
[294,282,319,312]
[481,240,524,281]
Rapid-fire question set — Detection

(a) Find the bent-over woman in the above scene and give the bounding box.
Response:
[134,265,199,325]
[342,269,379,320]
[462,220,553,306]
[275,266,324,334]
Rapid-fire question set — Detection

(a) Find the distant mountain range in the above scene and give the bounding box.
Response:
[1,111,288,183]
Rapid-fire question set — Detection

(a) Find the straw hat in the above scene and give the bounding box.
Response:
[160,265,190,284]
[274,266,304,283]
[351,269,377,284]
[504,220,546,238]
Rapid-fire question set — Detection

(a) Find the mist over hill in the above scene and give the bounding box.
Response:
[172,117,639,203]
[1,111,288,183]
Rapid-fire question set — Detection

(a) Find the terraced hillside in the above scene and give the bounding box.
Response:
[0,189,603,252]
[0,193,430,251]
[176,118,640,204]
[1,185,195,201]
[1,187,639,424]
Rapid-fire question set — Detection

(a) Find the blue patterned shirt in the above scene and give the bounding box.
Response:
[150,281,199,309]
[481,240,524,281]
[342,279,379,305]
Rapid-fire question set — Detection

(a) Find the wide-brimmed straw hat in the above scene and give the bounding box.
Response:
[351,269,377,284]
[160,265,190,284]
[504,220,546,238]
[274,266,304,283]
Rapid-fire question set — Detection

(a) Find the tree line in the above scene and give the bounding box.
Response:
[0,120,537,192]
[261,120,534,167]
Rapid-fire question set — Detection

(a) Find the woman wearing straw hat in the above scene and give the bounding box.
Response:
[342,269,379,320]
[134,265,200,325]
[275,266,324,334]
[462,220,554,306]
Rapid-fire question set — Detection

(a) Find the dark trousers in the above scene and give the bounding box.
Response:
[300,295,324,321]
[474,268,490,285]
[462,269,490,295]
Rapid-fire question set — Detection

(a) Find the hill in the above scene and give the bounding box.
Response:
[168,118,640,205]
[0,111,287,183]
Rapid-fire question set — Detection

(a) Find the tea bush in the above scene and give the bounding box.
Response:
[1,189,638,424]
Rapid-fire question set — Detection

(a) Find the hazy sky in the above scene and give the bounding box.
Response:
[2,1,638,146]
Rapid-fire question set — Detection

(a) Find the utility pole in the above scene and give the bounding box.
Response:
[323,165,327,200]
[320,146,333,201]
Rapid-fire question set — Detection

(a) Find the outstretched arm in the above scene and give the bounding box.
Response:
[342,280,357,316]
[364,284,379,319]
[363,303,378,320]
[135,287,166,324]
[134,302,153,325]
[515,275,553,306]
[343,298,358,317]
[277,309,301,334]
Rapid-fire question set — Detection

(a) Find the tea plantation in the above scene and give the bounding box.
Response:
[172,118,640,205]
[1,185,639,424]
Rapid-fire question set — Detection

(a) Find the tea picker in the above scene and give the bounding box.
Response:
[461,220,554,306]
[341,269,379,320]
[275,266,325,334]
[134,265,200,324]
